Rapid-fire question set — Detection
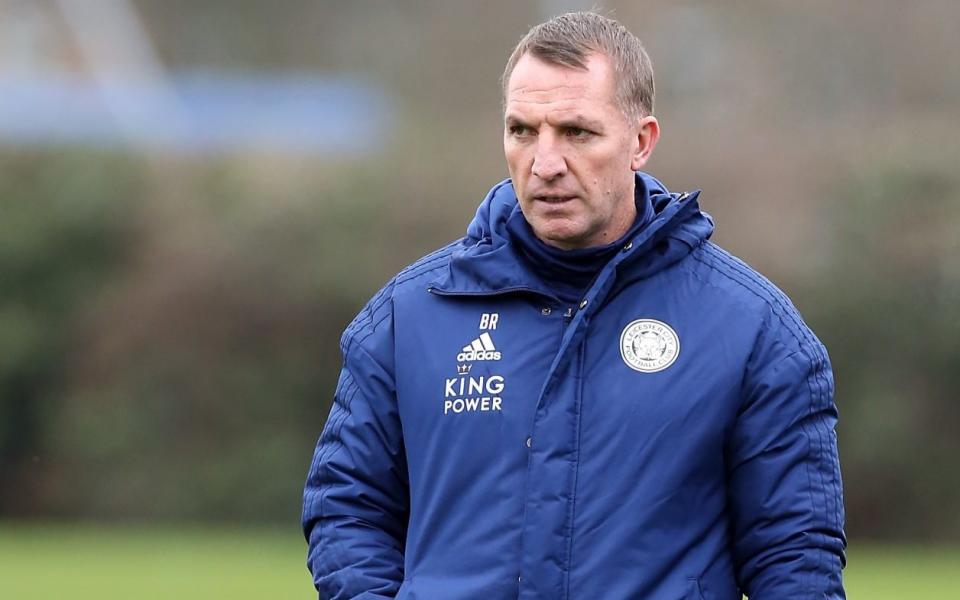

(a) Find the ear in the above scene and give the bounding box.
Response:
[630,116,660,171]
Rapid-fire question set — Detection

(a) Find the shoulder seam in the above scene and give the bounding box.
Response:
[341,240,461,357]
[693,243,829,406]
[696,243,814,350]
[396,239,461,285]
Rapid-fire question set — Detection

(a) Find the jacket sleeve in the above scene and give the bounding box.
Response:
[727,312,846,599]
[302,287,409,599]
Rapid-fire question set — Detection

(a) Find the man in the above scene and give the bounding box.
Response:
[303,11,846,599]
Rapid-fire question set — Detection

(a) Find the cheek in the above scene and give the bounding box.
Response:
[590,146,632,182]
[504,145,527,174]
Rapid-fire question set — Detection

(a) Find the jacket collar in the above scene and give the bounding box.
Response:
[428,172,713,299]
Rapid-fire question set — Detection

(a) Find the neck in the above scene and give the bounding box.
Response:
[596,195,638,246]
[506,179,653,303]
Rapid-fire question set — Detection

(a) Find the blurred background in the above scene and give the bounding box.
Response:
[1,0,958,597]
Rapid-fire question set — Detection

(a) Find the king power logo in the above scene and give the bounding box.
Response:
[444,313,505,416]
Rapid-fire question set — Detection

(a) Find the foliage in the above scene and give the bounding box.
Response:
[800,167,960,540]
[16,158,418,524]
[0,150,140,514]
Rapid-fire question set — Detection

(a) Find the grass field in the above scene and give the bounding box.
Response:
[0,523,314,599]
[1,522,957,598]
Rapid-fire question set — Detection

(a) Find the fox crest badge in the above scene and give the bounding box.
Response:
[620,319,680,373]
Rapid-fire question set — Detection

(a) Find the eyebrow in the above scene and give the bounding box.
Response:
[504,114,604,130]
[557,115,604,130]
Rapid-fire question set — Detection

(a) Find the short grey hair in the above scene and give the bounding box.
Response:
[501,11,655,120]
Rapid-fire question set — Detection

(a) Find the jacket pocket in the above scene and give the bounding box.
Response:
[686,577,706,600]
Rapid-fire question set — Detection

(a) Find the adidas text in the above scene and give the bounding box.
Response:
[456,350,501,362]
[457,332,501,362]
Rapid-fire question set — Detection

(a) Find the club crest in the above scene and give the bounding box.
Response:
[620,319,680,373]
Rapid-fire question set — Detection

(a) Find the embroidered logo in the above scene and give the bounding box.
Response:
[444,313,504,416]
[456,332,501,362]
[620,319,680,373]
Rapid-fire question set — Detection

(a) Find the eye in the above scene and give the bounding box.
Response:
[566,127,592,139]
[508,124,531,137]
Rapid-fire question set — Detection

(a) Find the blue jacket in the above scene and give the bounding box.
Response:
[303,173,846,599]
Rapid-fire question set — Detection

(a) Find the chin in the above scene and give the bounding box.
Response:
[536,227,587,250]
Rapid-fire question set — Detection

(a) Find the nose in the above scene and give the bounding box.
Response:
[531,135,567,181]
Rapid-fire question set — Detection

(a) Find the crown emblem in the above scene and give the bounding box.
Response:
[457,363,472,375]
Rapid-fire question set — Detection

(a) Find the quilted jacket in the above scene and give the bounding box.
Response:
[302,173,846,599]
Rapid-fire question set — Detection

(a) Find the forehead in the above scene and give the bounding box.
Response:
[505,53,618,115]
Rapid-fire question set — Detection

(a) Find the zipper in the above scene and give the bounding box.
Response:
[427,285,560,304]
[558,306,576,334]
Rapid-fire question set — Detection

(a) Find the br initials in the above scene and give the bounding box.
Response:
[479,313,499,330]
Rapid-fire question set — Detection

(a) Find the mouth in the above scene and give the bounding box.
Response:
[532,195,576,205]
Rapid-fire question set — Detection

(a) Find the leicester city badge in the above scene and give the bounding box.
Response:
[620,319,680,373]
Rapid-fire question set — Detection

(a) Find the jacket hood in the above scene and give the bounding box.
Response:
[430,172,714,298]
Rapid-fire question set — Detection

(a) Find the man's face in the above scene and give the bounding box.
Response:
[504,52,657,250]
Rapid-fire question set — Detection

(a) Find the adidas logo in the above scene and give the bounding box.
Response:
[457,332,502,362]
